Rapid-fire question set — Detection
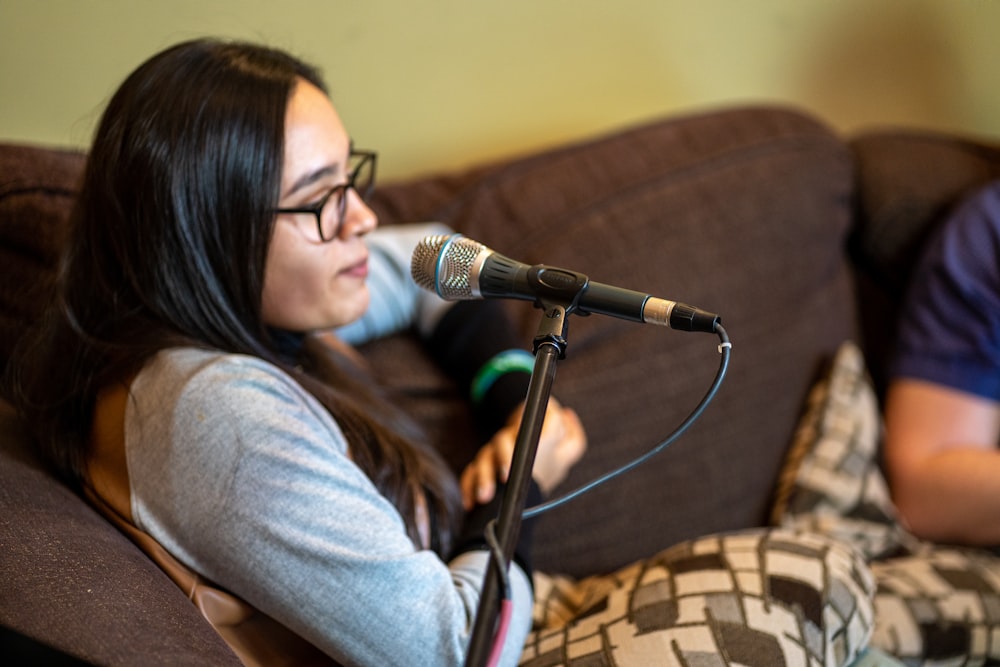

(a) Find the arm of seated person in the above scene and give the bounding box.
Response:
[884,377,1000,545]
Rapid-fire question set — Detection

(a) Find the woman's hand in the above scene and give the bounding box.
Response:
[460,399,587,509]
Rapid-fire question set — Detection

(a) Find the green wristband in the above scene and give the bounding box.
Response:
[470,349,535,405]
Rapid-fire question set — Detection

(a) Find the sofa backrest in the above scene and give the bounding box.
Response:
[0,143,85,389]
[366,105,860,575]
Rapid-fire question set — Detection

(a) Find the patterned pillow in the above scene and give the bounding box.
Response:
[771,340,1000,666]
[870,545,1000,665]
[770,341,911,561]
[523,527,876,666]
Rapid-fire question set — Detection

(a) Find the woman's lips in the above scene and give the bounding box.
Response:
[341,255,369,278]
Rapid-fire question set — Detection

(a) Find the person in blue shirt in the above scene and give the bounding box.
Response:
[885,181,1000,546]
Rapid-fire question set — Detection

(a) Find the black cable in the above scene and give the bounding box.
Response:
[523,323,731,519]
[483,519,511,600]
[478,324,731,665]
[482,518,513,667]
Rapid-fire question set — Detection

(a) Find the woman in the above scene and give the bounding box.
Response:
[11,39,585,666]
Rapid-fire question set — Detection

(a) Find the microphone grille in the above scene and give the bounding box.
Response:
[410,234,487,300]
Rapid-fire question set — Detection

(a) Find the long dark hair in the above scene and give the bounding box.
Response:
[10,39,461,555]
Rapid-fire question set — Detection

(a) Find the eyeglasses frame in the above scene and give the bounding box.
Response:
[272,149,377,242]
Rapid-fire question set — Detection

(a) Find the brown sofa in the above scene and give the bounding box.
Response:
[2,105,999,665]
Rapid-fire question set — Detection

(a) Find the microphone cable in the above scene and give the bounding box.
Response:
[478,323,731,666]
[482,519,513,667]
[524,322,731,519]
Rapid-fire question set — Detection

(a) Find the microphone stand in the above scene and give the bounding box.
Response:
[464,302,570,667]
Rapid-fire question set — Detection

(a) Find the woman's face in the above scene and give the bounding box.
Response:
[262,80,378,332]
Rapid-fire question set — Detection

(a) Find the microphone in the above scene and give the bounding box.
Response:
[411,234,720,333]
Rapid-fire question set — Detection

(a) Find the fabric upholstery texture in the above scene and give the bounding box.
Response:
[851,131,1000,298]
[0,143,84,389]
[0,402,244,665]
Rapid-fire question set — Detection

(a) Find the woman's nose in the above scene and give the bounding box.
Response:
[340,188,378,238]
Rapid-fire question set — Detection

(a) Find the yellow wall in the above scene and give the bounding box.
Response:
[2,0,998,181]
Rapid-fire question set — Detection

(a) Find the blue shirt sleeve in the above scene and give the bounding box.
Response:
[891,181,1000,399]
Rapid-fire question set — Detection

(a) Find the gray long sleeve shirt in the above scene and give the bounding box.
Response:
[122,224,534,666]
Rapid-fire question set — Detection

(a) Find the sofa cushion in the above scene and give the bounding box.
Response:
[0,400,242,666]
[368,105,858,576]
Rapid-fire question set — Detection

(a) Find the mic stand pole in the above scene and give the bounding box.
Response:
[464,303,570,667]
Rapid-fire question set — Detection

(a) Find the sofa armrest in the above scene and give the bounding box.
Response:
[0,400,242,666]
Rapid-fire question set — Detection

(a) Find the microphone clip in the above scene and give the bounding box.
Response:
[525,265,589,316]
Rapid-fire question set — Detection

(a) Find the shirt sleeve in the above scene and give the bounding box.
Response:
[891,181,1000,400]
[125,351,533,666]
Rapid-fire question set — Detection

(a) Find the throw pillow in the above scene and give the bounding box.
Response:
[770,341,911,562]
[523,527,875,667]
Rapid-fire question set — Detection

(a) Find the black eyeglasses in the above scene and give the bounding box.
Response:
[273,149,377,242]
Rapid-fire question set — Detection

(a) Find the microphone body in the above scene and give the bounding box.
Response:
[411,234,720,333]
